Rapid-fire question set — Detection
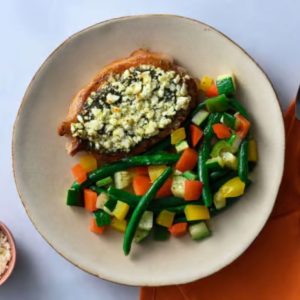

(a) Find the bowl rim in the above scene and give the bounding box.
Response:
[11,14,285,286]
[0,222,16,285]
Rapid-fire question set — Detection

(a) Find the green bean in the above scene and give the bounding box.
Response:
[89,154,179,184]
[107,187,187,210]
[203,113,222,141]
[211,171,237,192]
[229,98,249,119]
[221,112,236,129]
[70,153,179,195]
[198,141,213,207]
[90,186,107,194]
[209,169,231,181]
[145,139,170,154]
[107,187,139,206]
[238,140,249,182]
[149,197,187,210]
[123,167,172,255]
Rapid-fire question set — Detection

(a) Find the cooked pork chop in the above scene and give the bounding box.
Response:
[58,49,198,162]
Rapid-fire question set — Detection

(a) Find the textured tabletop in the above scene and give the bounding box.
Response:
[0,1,299,299]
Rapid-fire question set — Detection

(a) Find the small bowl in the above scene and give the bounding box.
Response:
[0,222,16,285]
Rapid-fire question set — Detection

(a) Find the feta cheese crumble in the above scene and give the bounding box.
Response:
[71,64,191,152]
[0,230,11,278]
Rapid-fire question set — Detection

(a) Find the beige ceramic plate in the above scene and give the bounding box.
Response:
[13,15,285,286]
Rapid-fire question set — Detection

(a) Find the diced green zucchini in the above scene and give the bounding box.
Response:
[183,171,198,180]
[114,171,132,189]
[103,198,117,215]
[189,222,211,240]
[94,209,111,226]
[175,140,189,153]
[138,211,153,231]
[213,191,226,210]
[96,192,109,209]
[210,140,232,158]
[171,176,186,198]
[216,74,236,96]
[191,110,209,126]
[134,229,150,243]
[221,112,236,129]
[221,152,238,170]
[206,157,224,171]
[153,225,170,241]
[227,134,242,154]
[96,176,113,187]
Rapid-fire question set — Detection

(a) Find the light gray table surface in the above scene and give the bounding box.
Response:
[0,0,299,299]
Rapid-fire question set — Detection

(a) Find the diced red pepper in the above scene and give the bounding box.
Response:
[175,148,198,172]
[212,123,231,139]
[184,180,203,201]
[169,222,188,237]
[236,114,251,139]
[190,124,203,147]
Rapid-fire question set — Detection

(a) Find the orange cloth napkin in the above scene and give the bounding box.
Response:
[141,101,300,300]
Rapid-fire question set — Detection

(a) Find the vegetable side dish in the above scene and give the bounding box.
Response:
[60,51,258,255]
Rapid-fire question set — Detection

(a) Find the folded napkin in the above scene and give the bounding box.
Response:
[141,101,300,300]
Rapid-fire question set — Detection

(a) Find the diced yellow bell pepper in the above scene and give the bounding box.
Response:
[248,139,258,162]
[213,191,226,210]
[219,177,245,198]
[198,75,214,92]
[79,154,97,172]
[111,218,127,233]
[148,165,167,182]
[184,205,210,221]
[112,201,130,220]
[171,127,186,145]
[156,210,175,228]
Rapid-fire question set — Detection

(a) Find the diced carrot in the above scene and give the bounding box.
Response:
[190,124,203,147]
[175,148,198,172]
[169,222,188,237]
[212,123,231,139]
[71,163,87,184]
[205,83,219,97]
[90,218,106,234]
[184,180,203,201]
[133,175,152,196]
[84,189,97,212]
[236,114,251,139]
[133,166,149,176]
[156,178,173,198]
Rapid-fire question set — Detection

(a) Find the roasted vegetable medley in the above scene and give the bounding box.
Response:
[66,73,258,255]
